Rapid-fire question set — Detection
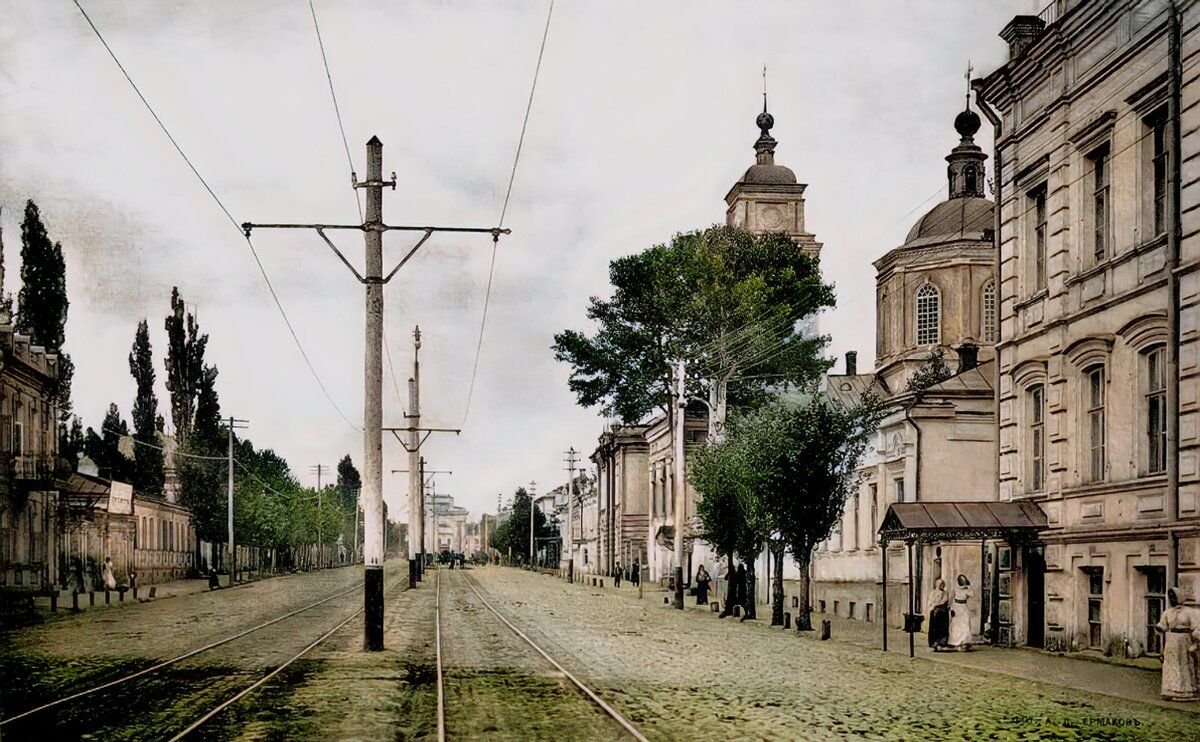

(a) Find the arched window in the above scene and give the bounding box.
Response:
[982,281,997,342]
[965,166,978,195]
[916,284,941,345]
[1029,384,1045,492]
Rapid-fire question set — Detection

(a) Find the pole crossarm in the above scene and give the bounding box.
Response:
[384,426,461,452]
[240,222,510,285]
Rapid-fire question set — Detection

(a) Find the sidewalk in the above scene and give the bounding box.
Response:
[29,570,285,618]
[574,573,1200,716]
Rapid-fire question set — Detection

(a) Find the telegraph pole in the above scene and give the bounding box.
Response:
[672,360,686,610]
[227,417,248,583]
[408,326,421,587]
[310,464,328,568]
[528,481,538,566]
[243,137,504,651]
[564,447,579,583]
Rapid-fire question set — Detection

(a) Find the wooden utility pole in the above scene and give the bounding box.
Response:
[564,447,578,582]
[243,136,504,651]
[408,326,422,587]
[227,417,248,582]
[672,360,686,610]
[310,464,328,568]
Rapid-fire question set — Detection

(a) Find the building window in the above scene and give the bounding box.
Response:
[1146,346,1167,474]
[1091,146,1110,262]
[869,483,879,545]
[851,492,860,550]
[1086,366,1106,482]
[1086,568,1104,649]
[1150,112,1168,236]
[11,420,22,456]
[1029,385,1045,492]
[982,281,997,343]
[915,284,940,346]
[1030,186,1047,292]
[819,600,826,614]
[1145,567,1166,655]
[849,601,857,620]
[894,477,906,504]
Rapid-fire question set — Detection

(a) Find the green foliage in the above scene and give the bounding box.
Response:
[163,287,209,444]
[905,347,953,399]
[16,200,72,421]
[178,364,224,543]
[691,430,761,563]
[336,454,361,510]
[84,403,134,482]
[59,416,84,470]
[553,224,836,423]
[488,487,555,563]
[129,320,164,497]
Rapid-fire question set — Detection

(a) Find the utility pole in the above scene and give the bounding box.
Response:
[408,326,421,587]
[564,447,579,583]
[243,137,504,651]
[528,481,538,566]
[310,464,328,568]
[227,417,248,584]
[672,360,686,610]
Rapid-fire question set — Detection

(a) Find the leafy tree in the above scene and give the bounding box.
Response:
[905,347,953,399]
[164,287,208,444]
[336,454,362,510]
[553,225,835,438]
[16,200,73,424]
[129,320,165,497]
[84,403,134,482]
[489,487,554,565]
[59,415,84,469]
[178,364,225,553]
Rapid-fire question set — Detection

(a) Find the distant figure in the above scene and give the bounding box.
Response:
[614,561,622,588]
[733,564,747,617]
[208,567,220,590]
[926,578,950,651]
[72,557,85,593]
[128,569,138,593]
[694,565,711,606]
[948,574,974,650]
[101,557,117,590]
[1156,587,1200,701]
[631,562,640,587]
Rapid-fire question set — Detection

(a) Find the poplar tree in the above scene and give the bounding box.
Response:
[178,364,226,555]
[164,287,208,444]
[84,403,134,482]
[336,454,362,510]
[129,320,165,497]
[17,200,73,423]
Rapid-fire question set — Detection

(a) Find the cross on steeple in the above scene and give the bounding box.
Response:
[762,64,768,112]
[964,60,974,109]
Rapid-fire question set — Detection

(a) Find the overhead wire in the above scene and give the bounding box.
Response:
[461,0,555,426]
[72,0,360,433]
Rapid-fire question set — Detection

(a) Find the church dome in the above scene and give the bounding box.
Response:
[906,197,994,242]
[742,162,797,185]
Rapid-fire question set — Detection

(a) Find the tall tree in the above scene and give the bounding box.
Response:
[178,364,225,552]
[488,487,553,565]
[84,403,134,482]
[553,225,836,438]
[336,454,362,510]
[16,200,73,424]
[164,286,208,444]
[129,319,164,497]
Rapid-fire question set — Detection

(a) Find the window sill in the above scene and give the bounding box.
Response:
[1014,289,1048,312]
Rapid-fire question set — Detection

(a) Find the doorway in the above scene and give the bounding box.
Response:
[1024,547,1045,648]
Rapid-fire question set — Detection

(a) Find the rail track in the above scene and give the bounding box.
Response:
[1,570,406,739]
[436,567,649,741]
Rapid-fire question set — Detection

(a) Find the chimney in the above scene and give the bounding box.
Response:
[1000,15,1046,60]
[956,343,979,372]
[845,350,858,376]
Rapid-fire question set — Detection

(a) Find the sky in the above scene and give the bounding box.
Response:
[0,0,1039,522]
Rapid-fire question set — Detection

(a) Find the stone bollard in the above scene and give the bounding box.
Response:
[710,601,720,612]
[89,591,95,607]
[783,612,791,630]
[104,590,111,605]
[50,592,58,612]
[132,587,138,601]
[72,591,80,612]
[149,586,157,599]
[118,588,126,603]
[820,619,831,640]
[599,579,604,588]
[663,596,669,605]
[733,605,742,618]
[792,596,799,608]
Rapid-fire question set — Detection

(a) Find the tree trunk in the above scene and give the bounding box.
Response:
[771,545,785,626]
[796,551,813,631]
[720,554,735,617]
[745,562,757,620]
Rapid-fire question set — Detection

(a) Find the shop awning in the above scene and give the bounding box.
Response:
[877,501,1047,544]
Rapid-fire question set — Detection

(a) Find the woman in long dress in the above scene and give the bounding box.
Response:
[102,557,117,591]
[1156,587,1200,701]
[926,578,950,650]
[948,574,974,651]
[695,565,711,605]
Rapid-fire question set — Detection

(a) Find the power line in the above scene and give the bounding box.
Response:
[308,0,362,223]
[461,0,555,425]
[72,0,359,434]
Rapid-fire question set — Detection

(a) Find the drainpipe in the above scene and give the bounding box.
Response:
[903,404,922,501]
[1166,0,1183,588]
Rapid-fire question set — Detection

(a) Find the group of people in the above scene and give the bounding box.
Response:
[925,574,975,652]
[611,561,640,588]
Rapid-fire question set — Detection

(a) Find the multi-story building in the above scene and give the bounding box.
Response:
[0,321,61,593]
[813,106,999,628]
[976,0,1199,655]
[591,424,649,576]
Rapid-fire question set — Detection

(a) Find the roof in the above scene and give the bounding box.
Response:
[919,360,995,396]
[823,373,887,408]
[740,162,797,185]
[878,501,1048,543]
[905,197,994,243]
[59,471,110,497]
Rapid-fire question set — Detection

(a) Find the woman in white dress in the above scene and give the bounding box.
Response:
[948,574,974,651]
[102,556,117,590]
[1155,587,1200,701]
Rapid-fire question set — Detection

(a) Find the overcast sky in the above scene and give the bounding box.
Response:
[1,0,1037,521]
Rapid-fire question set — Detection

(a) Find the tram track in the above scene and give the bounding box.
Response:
[1,570,407,740]
[436,567,649,741]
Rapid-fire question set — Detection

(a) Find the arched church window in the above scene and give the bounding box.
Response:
[965,166,977,195]
[916,284,941,346]
[982,281,997,343]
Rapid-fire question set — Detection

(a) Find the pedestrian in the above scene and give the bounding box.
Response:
[1156,587,1200,701]
[948,574,974,651]
[631,561,640,587]
[208,566,220,590]
[72,557,85,594]
[101,557,117,591]
[128,569,138,593]
[694,564,711,606]
[732,564,747,617]
[614,561,622,588]
[926,577,950,651]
